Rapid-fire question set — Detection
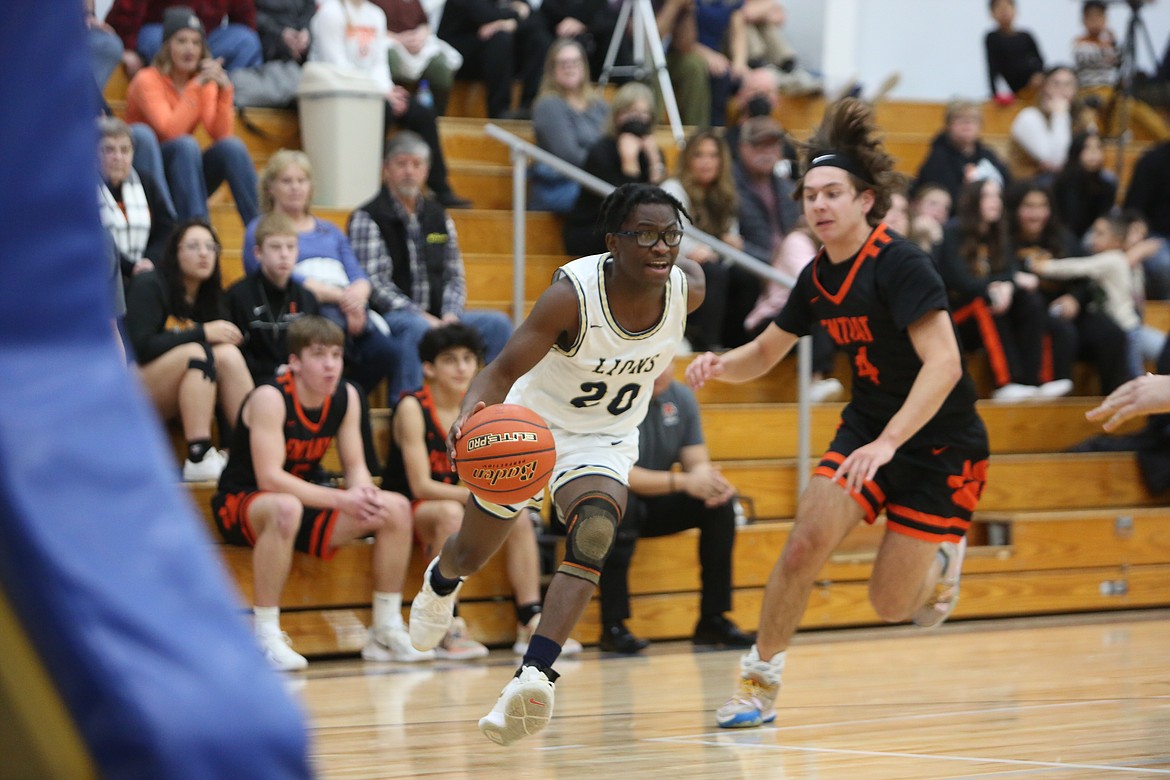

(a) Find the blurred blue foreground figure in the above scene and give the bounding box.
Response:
[0,2,311,777]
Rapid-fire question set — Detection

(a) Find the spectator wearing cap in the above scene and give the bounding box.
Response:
[108,0,263,77]
[126,6,261,224]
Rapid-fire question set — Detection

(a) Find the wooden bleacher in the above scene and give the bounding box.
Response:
[102,72,1170,655]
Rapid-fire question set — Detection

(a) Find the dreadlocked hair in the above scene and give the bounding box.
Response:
[597,183,691,235]
[796,97,905,226]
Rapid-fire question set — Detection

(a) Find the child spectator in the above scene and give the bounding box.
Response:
[125,7,260,224]
[245,150,407,400]
[124,220,255,480]
[1053,130,1118,243]
[1031,214,1166,377]
[97,116,176,283]
[254,0,315,63]
[984,0,1044,101]
[227,212,320,383]
[309,0,471,207]
[210,314,427,670]
[382,324,582,658]
[916,100,1011,204]
[108,0,263,76]
[908,183,953,252]
[530,39,609,213]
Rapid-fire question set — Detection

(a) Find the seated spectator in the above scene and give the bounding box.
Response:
[437,0,552,119]
[97,117,176,285]
[108,0,263,77]
[535,0,619,77]
[562,81,666,256]
[662,130,744,351]
[935,179,1071,400]
[984,0,1044,101]
[733,117,799,332]
[657,0,712,127]
[125,220,255,481]
[309,0,471,208]
[724,69,800,164]
[1031,215,1166,377]
[1053,130,1117,244]
[255,0,315,63]
[349,132,513,401]
[382,324,582,658]
[916,99,1011,204]
[885,188,911,236]
[692,0,748,127]
[227,212,320,382]
[1123,139,1170,300]
[595,366,754,653]
[372,0,462,115]
[530,39,609,213]
[739,0,820,95]
[244,149,406,399]
[1006,181,1132,394]
[908,183,952,252]
[1009,65,1082,182]
[210,314,427,671]
[125,8,260,224]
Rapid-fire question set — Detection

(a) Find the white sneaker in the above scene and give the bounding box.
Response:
[991,383,1040,401]
[182,448,226,482]
[436,617,490,660]
[512,615,583,656]
[808,378,844,403]
[478,665,556,745]
[1037,378,1074,398]
[256,630,307,672]
[715,645,784,728]
[408,557,462,652]
[913,537,967,628]
[362,623,436,662]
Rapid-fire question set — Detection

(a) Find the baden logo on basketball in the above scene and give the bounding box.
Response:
[471,459,540,486]
[465,431,540,452]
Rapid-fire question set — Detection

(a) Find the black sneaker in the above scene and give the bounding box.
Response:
[599,622,649,654]
[436,190,473,209]
[693,615,755,648]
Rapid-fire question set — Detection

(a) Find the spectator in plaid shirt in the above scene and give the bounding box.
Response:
[349,131,513,401]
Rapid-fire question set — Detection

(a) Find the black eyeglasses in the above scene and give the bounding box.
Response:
[612,229,684,247]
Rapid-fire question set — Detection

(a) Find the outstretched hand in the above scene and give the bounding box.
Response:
[685,351,723,389]
[1086,373,1170,431]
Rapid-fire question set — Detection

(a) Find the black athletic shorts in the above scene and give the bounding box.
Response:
[211,491,340,559]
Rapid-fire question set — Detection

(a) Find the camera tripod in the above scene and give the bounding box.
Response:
[596,0,685,146]
[1104,0,1164,177]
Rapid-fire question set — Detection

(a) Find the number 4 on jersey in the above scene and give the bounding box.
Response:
[854,346,880,384]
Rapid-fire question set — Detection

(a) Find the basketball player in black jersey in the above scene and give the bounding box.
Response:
[212,315,425,671]
[688,99,990,728]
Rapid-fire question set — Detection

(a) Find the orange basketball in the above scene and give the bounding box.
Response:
[453,404,556,505]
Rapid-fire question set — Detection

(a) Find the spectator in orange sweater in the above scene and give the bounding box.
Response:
[126,7,260,224]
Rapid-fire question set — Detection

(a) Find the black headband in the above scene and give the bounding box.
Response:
[806,151,871,183]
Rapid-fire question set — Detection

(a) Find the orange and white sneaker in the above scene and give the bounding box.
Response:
[436,617,490,660]
[913,537,967,628]
[512,614,582,656]
[478,664,558,746]
[715,645,784,728]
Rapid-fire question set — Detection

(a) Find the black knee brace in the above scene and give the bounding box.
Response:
[187,342,217,383]
[558,492,621,585]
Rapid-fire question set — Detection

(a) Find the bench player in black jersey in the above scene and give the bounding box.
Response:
[687,98,990,729]
[212,315,426,671]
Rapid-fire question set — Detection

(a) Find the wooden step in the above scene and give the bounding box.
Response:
[1147,300,1170,334]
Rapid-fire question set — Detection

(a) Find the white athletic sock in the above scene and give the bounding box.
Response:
[373,592,403,630]
[253,605,281,636]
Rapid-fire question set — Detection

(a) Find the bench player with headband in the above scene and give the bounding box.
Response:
[408,183,705,745]
[687,98,991,729]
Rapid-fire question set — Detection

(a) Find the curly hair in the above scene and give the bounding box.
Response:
[795,98,904,226]
[676,130,737,236]
[597,183,691,235]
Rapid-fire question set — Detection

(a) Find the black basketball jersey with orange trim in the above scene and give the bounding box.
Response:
[381,386,457,499]
[217,372,350,492]
[776,223,982,447]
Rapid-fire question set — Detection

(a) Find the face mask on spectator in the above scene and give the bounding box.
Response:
[746,96,773,118]
[618,119,652,137]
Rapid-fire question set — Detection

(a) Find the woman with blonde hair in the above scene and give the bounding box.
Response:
[529,39,610,212]
[561,81,666,255]
[125,7,259,224]
[243,149,405,401]
[661,129,744,350]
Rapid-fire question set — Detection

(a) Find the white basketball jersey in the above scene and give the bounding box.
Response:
[507,253,689,438]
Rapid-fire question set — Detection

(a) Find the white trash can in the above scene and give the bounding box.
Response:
[296,63,384,208]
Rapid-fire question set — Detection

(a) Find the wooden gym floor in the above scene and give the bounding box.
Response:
[294,609,1170,779]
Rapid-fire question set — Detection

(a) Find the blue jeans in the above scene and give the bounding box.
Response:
[88,27,123,88]
[381,309,513,400]
[160,135,259,224]
[137,23,262,71]
[129,124,177,218]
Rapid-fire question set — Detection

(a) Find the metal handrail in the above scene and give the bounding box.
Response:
[483,122,813,495]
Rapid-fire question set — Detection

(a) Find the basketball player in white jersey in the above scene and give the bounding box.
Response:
[407,183,705,745]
